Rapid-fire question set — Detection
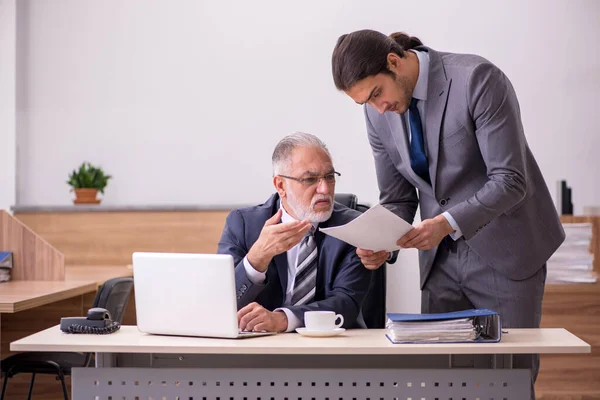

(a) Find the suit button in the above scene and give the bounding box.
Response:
[440,199,448,206]
[241,284,247,291]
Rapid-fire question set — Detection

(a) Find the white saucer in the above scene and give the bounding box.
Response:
[295,327,346,337]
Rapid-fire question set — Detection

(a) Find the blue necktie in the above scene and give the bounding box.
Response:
[408,98,430,183]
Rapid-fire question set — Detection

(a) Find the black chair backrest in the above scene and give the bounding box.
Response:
[333,193,358,210]
[91,277,134,323]
[334,193,386,329]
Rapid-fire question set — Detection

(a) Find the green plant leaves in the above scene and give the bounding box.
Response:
[66,162,112,193]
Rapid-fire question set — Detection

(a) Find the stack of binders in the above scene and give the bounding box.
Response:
[0,252,13,282]
[386,309,501,344]
[547,223,596,283]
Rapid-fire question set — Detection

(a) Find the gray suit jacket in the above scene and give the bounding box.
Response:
[365,46,565,287]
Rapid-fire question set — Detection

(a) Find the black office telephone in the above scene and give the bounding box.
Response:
[60,307,121,334]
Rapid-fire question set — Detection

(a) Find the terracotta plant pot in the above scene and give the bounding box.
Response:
[73,188,101,204]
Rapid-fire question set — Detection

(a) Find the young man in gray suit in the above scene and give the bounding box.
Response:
[331,30,565,397]
[217,132,372,334]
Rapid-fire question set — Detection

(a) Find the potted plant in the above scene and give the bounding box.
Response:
[67,162,112,204]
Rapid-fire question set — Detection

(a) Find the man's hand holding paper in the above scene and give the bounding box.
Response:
[396,214,455,251]
[355,248,390,270]
[319,204,415,269]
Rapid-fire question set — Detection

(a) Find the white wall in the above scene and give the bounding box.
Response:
[0,0,17,211]
[0,0,16,212]
[10,0,600,313]
[15,0,600,211]
[386,248,421,313]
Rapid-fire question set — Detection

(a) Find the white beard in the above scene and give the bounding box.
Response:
[286,191,333,223]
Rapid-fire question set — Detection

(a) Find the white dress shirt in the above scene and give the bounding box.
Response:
[242,205,317,332]
[407,49,463,240]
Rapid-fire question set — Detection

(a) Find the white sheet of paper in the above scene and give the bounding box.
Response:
[319,204,413,251]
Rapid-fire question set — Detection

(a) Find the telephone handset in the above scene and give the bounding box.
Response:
[60,307,121,334]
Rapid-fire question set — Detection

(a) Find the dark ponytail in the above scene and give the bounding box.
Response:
[388,32,423,50]
[332,29,422,92]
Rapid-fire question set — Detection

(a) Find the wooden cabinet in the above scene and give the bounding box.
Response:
[536,216,600,399]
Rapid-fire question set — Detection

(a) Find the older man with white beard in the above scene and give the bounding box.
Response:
[217,132,374,333]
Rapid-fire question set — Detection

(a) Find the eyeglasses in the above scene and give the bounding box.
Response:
[278,171,341,187]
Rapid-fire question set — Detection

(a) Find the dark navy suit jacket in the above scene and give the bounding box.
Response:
[217,193,372,329]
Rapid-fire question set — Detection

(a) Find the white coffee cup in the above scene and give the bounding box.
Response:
[304,311,344,331]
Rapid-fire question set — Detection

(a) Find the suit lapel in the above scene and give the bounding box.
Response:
[313,223,328,298]
[385,112,435,196]
[386,113,411,168]
[423,47,451,194]
[272,253,288,294]
[267,195,289,294]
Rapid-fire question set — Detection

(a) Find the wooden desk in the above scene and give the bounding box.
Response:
[0,280,97,313]
[11,326,591,355]
[0,265,132,313]
[0,266,133,400]
[10,327,591,399]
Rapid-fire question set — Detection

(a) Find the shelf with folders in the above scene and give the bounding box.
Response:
[538,215,599,398]
[547,222,596,284]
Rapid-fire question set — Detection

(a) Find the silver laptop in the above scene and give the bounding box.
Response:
[132,252,275,339]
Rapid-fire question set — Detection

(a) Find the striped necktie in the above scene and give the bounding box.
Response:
[291,228,317,305]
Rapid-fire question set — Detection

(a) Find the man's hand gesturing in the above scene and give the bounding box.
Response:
[247,209,312,272]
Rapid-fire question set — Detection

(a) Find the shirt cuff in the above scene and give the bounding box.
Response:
[442,211,463,240]
[274,307,301,332]
[243,256,267,284]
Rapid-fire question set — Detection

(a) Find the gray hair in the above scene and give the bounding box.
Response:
[272,132,331,176]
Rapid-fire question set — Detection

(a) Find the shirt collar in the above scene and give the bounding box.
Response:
[410,49,429,102]
[280,203,295,223]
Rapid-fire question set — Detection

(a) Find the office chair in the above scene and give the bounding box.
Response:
[0,277,134,400]
[334,193,387,329]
